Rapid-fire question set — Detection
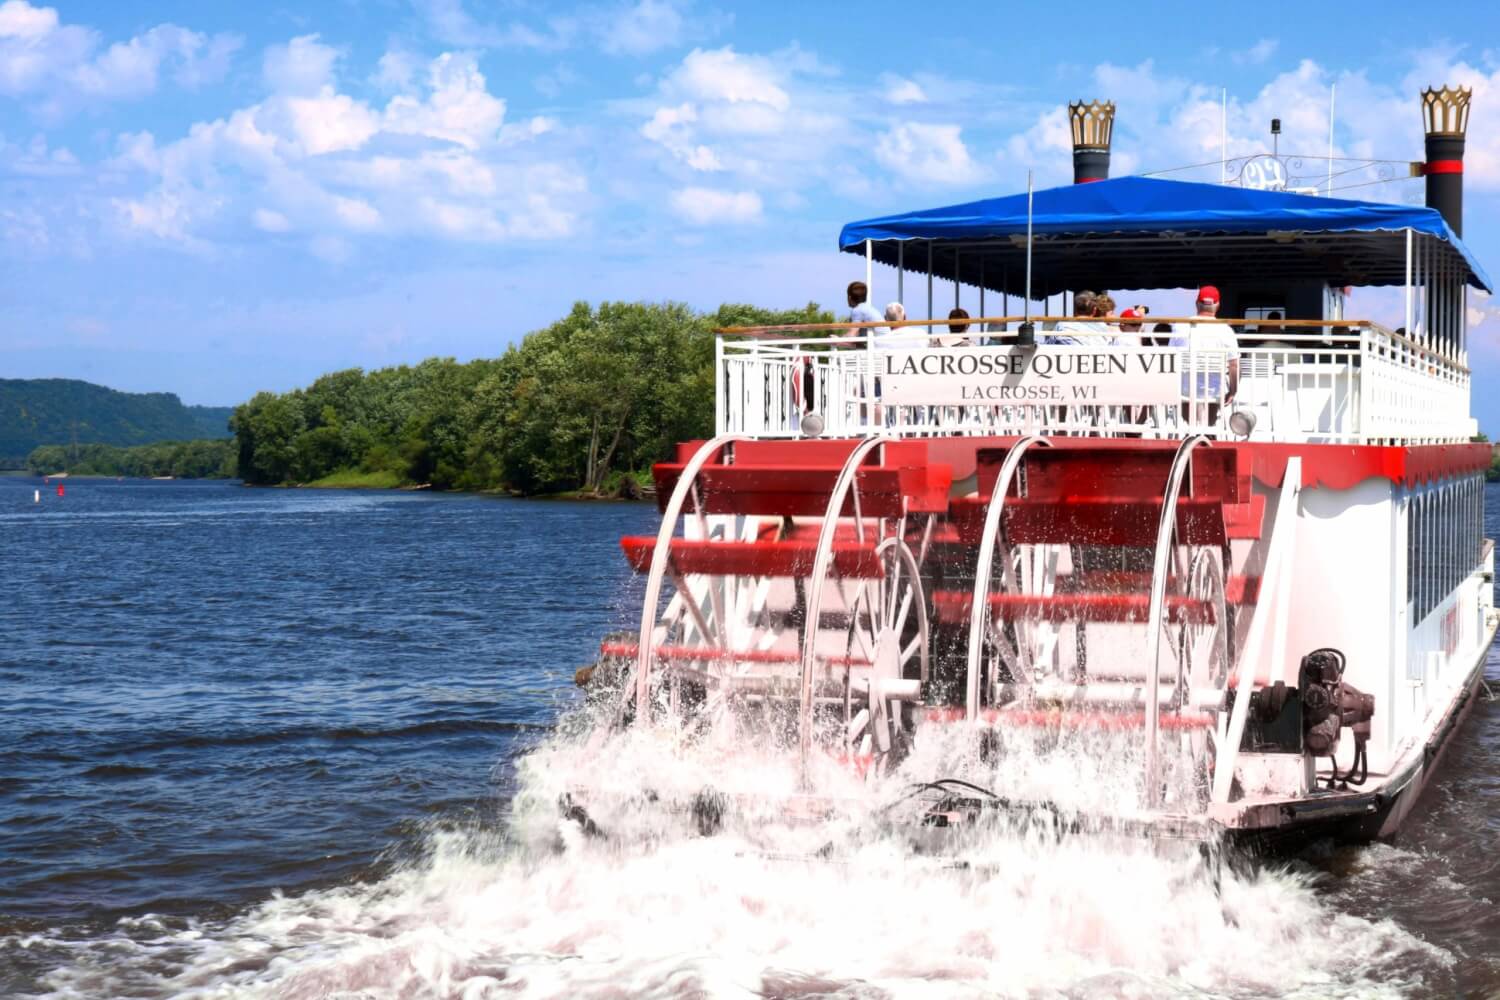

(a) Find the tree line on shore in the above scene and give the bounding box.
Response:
[228,301,829,494]
[26,439,237,479]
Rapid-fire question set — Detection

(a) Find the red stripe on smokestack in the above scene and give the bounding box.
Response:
[1421,85,1471,236]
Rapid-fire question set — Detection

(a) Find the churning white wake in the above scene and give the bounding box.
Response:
[22,715,1450,999]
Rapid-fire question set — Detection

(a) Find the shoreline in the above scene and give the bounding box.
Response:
[243,480,652,503]
[10,470,651,502]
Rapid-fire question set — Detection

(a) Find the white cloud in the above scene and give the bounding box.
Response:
[666,47,789,111]
[600,0,685,55]
[1002,105,1075,184]
[0,1,237,110]
[1235,39,1278,66]
[263,34,338,95]
[670,186,761,224]
[641,102,722,170]
[411,0,570,50]
[533,62,578,98]
[878,122,982,185]
[331,195,381,230]
[499,115,557,144]
[285,88,381,155]
[373,49,417,92]
[383,52,505,149]
[882,75,927,105]
[1,132,79,176]
[309,235,352,263]
[0,0,54,39]
[641,101,699,142]
[639,43,853,194]
[112,43,585,252]
[252,207,291,232]
[114,188,216,247]
[413,0,720,56]
[1467,290,1489,329]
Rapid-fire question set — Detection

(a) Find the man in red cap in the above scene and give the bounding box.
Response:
[1168,285,1239,425]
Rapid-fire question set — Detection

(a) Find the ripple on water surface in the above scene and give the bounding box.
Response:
[0,477,1497,998]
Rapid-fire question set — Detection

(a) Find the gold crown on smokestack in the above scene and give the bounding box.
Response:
[1068,100,1116,150]
[1421,85,1472,137]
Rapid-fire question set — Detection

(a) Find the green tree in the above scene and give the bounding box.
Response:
[227,300,830,494]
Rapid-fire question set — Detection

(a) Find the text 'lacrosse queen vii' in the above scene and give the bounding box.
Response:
[879,347,1182,405]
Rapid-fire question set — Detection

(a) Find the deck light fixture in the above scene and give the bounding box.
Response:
[1228,407,1257,438]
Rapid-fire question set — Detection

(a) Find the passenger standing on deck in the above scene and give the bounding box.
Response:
[844,281,887,426]
[846,281,886,339]
[1169,285,1239,426]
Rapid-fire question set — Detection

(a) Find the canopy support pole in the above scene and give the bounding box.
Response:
[1024,171,1034,324]
[927,241,933,322]
[1220,88,1228,185]
[897,242,904,306]
[1326,83,1336,196]
[1404,228,1414,336]
[865,239,873,296]
[954,249,961,310]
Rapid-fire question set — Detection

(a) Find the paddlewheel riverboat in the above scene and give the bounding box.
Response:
[578,88,1497,848]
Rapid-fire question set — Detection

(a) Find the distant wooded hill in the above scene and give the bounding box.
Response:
[0,378,233,467]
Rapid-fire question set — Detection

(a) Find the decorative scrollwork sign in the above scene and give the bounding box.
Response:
[1235,154,1288,191]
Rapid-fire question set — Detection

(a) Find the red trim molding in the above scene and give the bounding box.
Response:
[1234,441,1490,490]
[1424,160,1464,175]
[670,437,1491,494]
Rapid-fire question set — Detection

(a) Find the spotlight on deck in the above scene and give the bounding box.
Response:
[1228,407,1257,438]
[800,412,826,438]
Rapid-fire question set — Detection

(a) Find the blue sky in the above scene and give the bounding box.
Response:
[6,0,1500,430]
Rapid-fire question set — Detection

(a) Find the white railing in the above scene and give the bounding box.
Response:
[715,320,1472,445]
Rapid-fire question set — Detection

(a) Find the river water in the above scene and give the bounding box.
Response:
[0,478,1496,999]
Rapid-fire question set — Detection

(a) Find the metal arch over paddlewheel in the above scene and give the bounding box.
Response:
[605,435,948,774]
[590,431,1289,820]
[939,436,1243,811]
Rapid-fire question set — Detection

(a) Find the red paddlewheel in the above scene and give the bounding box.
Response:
[931,590,1219,625]
[649,460,952,518]
[619,536,887,578]
[922,707,1215,731]
[1222,492,1266,539]
[599,641,872,667]
[975,443,1246,504]
[832,751,877,778]
[948,495,1232,547]
[1066,572,1262,605]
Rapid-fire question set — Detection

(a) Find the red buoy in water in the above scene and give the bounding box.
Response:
[57,484,64,496]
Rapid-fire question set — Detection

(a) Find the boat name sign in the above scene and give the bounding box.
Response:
[878,346,1182,405]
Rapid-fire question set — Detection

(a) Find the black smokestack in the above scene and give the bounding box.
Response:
[1069,99,1115,184]
[1421,85,1471,236]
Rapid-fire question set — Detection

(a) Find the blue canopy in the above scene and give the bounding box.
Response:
[839,176,1491,295]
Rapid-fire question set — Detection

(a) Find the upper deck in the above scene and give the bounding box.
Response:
[714,316,1471,445]
[715,176,1487,447]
